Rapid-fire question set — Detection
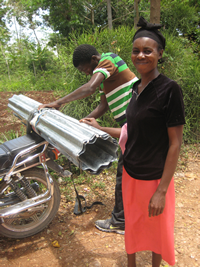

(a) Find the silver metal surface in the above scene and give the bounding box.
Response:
[8,94,42,125]
[0,162,54,217]
[8,94,118,174]
[4,140,49,182]
[0,195,52,217]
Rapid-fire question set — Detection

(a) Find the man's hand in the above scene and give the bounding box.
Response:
[38,102,62,110]
[80,118,101,130]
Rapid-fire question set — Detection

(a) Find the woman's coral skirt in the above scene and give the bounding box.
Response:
[122,168,175,266]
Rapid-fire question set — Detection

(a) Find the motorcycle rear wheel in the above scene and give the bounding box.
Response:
[0,168,61,238]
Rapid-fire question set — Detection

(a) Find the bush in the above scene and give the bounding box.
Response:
[159,33,200,142]
[0,26,199,142]
[62,28,200,142]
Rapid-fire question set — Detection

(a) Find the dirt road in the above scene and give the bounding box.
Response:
[0,92,199,267]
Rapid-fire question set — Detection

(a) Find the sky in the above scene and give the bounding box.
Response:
[6,9,54,46]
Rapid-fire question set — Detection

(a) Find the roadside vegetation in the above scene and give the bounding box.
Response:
[1,26,199,143]
[0,1,199,184]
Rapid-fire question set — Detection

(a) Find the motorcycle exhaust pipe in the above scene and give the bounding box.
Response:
[0,195,52,218]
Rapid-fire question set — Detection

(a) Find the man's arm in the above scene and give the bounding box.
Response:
[85,94,109,119]
[38,72,105,110]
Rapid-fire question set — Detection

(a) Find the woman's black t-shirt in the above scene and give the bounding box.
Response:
[123,74,185,180]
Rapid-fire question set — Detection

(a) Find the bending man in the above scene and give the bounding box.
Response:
[39,44,138,234]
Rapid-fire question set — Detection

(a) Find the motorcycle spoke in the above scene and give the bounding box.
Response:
[30,214,40,222]
[4,218,16,225]
[0,169,60,238]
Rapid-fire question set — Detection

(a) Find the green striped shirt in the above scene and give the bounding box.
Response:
[93,53,138,126]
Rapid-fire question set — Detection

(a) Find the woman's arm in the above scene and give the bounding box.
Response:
[148,124,184,217]
[80,118,121,138]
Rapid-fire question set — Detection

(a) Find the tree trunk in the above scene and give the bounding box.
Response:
[14,16,21,52]
[91,8,94,25]
[32,61,36,78]
[134,0,140,30]
[32,29,40,46]
[14,17,19,43]
[107,0,112,30]
[150,0,160,24]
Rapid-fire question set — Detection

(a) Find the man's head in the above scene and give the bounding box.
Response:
[73,44,101,75]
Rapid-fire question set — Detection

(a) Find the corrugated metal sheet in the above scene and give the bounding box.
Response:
[8,94,118,174]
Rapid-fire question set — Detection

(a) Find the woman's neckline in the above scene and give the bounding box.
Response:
[137,73,161,94]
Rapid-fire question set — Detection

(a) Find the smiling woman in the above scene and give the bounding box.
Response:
[131,37,163,89]
[74,17,186,267]
[121,17,185,267]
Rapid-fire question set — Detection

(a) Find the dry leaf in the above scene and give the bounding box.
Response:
[52,240,60,248]
[69,230,74,236]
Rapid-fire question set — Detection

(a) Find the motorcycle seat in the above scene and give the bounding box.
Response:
[0,133,45,171]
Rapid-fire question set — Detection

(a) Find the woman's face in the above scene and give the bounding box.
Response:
[131,37,163,76]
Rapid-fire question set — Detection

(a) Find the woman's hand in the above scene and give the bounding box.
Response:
[148,125,184,218]
[79,118,101,129]
[148,191,166,217]
[80,118,121,138]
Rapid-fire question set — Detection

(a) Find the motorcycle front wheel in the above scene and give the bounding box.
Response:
[0,168,61,238]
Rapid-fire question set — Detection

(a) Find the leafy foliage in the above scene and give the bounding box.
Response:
[41,0,88,37]
[158,33,200,142]
[161,0,200,57]
[40,0,137,36]
[0,0,200,142]
[0,1,10,43]
[2,25,200,142]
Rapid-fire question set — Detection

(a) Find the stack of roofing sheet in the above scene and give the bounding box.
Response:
[8,94,118,174]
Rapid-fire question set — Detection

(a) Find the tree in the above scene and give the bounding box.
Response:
[161,0,199,36]
[41,0,87,37]
[0,0,11,80]
[134,0,140,29]
[4,0,199,44]
[7,0,43,47]
[150,0,160,23]
[107,0,112,30]
[0,0,10,43]
[40,0,136,35]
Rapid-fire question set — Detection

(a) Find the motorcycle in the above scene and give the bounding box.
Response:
[0,131,71,239]
[0,94,118,239]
